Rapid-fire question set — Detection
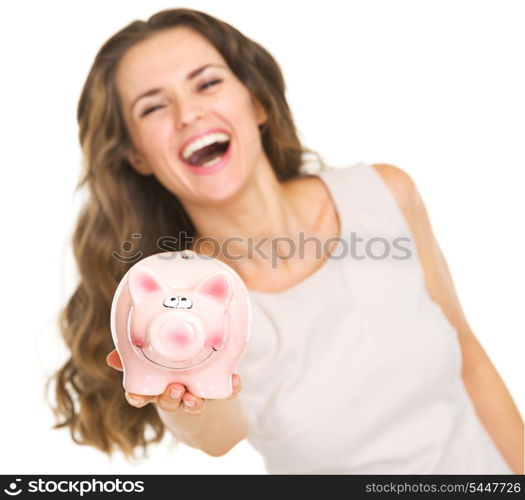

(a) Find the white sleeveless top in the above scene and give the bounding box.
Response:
[236,162,512,474]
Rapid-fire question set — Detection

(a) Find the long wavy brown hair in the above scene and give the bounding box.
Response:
[45,7,326,461]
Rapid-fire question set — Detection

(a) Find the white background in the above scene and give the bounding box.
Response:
[1,0,523,474]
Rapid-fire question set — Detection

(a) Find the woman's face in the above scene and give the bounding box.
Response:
[115,27,268,203]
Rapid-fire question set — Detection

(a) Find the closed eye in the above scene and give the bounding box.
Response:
[141,104,164,117]
[140,79,222,118]
[199,79,222,91]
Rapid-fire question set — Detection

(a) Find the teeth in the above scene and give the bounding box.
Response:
[200,156,223,168]
[182,132,230,160]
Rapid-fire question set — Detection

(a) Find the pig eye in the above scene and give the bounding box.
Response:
[163,297,179,308]
[177,296,193,309]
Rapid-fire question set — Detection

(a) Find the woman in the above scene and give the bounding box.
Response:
[46,8,523,474]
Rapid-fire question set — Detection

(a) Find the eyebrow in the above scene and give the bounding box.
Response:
[130,63,226,111]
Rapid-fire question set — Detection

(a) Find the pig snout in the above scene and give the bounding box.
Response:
[147,314,205,362]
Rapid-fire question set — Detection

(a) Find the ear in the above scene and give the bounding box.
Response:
[125,149,153,176]
[127,266,167,304]
[252,97,268,128]
[195,272,232,308]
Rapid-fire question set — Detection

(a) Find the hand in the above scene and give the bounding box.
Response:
[105,349,242,415]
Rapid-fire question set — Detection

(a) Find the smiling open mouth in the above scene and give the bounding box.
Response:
[185,141,230,168]
[180,129,232,169]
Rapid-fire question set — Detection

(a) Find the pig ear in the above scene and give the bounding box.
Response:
[195,271,232,308]
[127,266,166,304]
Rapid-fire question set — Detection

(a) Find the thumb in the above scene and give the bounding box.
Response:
[106,349,124,372]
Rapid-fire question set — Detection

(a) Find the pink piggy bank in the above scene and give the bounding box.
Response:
[110,249,252,399]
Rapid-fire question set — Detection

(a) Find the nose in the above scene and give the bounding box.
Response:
[151,317,205,361]
[174,94,205,130]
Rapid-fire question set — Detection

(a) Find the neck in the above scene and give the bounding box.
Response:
[181,160,306,271]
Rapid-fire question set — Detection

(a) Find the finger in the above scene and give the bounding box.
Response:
[125,391,154,408]
[106,350,124,372]
[182,392,206,415]
[155,383,185,412]
[227,374,242,400]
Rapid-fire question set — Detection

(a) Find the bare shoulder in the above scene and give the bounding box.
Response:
[372,162,474,339]
[371,163,417,216]
[371,162,437,253]
[371,163,425,242]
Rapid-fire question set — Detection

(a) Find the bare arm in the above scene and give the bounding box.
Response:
[106,350,250,457]
[155,389,250,457]
[460,333,524,474]
[373,163,524,474]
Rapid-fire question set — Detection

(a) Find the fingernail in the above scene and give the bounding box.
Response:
[170,388,183,399]
[128,396,143,405]
[184,398,195,407]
